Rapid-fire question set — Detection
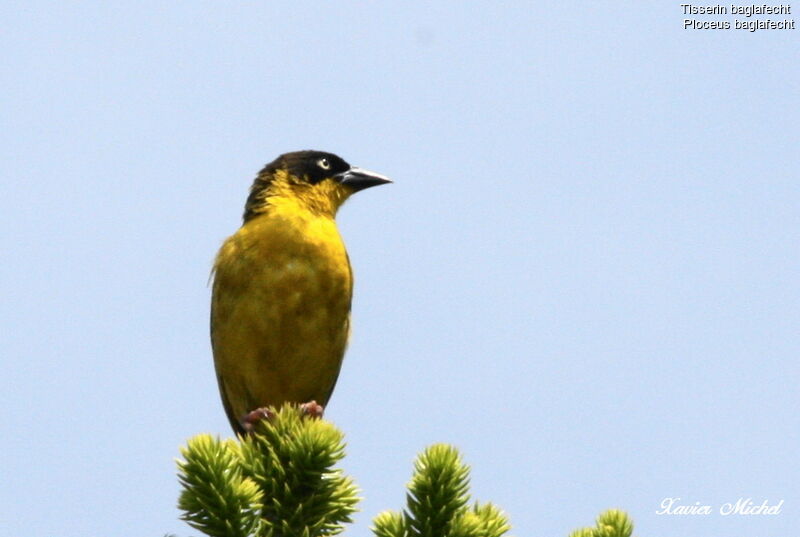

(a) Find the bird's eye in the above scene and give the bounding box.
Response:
[317,158,331,170]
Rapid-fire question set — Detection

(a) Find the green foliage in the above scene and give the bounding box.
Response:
[236,405,359,536]
[177,435,262,537]
[177,405,357,537]
[177,406,635,537]
[568,509,635,537]
[370,444,511,537]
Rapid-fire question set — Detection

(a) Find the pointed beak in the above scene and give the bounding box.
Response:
[333,166,393,192]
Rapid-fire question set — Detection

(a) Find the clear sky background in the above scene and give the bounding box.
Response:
[1,3,797,537]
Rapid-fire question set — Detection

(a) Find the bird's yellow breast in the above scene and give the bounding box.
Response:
[210,204,353,427]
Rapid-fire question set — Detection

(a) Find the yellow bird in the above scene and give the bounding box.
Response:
[210,150,391,433]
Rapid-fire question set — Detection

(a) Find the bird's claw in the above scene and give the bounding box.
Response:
[240,407,275,433]
[299,400,324,419]
[240,401,323,433]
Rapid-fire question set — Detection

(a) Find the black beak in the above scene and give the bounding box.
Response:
[334,166,393,192]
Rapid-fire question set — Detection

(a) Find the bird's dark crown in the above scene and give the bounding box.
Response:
[243,150,350,221]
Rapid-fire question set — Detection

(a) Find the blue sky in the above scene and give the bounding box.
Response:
[1,3,797,536]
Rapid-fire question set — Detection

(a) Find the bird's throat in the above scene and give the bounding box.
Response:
[263,171,350,218]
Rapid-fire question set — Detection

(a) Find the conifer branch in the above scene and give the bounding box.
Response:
[176,407,635,537]
[568,509,635,537]
[177,434,263,537]
[371,444,511,537]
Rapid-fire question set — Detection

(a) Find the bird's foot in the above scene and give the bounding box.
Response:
[299,400,324,419]
[240,402,323,433]
[240,407,275,433]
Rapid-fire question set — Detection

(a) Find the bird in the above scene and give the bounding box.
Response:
[210,150,391,434]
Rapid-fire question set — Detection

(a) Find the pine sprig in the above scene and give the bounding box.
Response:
[568,509,634,537]
[464,503,512,537]
[177,405,359,537]
[177,434,263,537]
[240,405,359,537]
[372,444,512,537]
[404,444,471,537]
[372,511,408,537]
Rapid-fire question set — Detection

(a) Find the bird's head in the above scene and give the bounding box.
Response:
[243,150,392,221]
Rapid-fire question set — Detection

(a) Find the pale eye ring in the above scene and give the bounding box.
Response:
[317,158,331,170]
